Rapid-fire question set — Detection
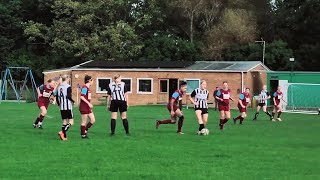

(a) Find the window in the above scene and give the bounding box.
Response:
[96,78,111,93]
[122,78,132,93]
[159,80,168,93]
[186,79,200,94]
[137,78,153,94]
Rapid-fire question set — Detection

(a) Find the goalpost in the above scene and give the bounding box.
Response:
[284,83,320,114]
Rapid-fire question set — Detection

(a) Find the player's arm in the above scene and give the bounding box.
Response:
[37,84,43,98]
[66,87,75,104]
[56,94,60,106]
[238,94,245,108]
[273,92,277,105]
[189,90,198,105]
[80,87,91,106]
[106,86,111,110]
[281,94,287,104]
[124,85,129,107]
[215,91,223,101]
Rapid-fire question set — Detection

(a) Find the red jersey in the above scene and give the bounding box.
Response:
[238,93,250,107]
[217,89,231,105]
[169,90,183,106]
[273,91,283,105]
[79,85,91,111]
[38,84,55,106]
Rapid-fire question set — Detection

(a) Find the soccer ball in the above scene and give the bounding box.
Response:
[200,128,209,136]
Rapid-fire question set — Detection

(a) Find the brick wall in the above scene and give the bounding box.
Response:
[44,69,267,109]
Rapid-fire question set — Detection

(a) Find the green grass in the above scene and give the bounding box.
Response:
[0,103,320,180]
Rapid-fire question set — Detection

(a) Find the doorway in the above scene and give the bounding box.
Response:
[168,79,178,100]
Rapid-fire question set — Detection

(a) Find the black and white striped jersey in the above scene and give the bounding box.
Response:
[57,83,74,110]
[107,82,127,101]
[191,88,209,109]
[259,90,270,103]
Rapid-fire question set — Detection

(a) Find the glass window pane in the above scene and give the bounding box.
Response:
[122,79,131,92]
[98,79,110,92]
[160,80,168,92]
[186,80,199,93]
[139,79,152,92]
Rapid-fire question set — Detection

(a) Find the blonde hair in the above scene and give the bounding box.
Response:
[61,74,69,82]
[113,74,121,81]
[200,80,207,84]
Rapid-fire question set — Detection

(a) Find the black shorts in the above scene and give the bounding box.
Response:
[110,100,127,113]
[194,108,208,115]
[258,103,266,107]
[60,110,73,119]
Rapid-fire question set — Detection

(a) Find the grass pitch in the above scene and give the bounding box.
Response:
[1,103,320,180]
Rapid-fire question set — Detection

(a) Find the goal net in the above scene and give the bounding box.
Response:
[285,83,320,114]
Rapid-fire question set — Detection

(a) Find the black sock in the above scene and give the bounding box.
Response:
[265,111,272,118]
[111,119,116,134]
[199,124,205,131]
[254,112,259,119]
[65,123,71,132]
[122,119,129,134]
[61,125,66,132]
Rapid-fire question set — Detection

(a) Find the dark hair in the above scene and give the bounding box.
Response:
[85,75,92,83]
[223,81,228,84]
[246,87,250,90]
[47,79,53,83]
[179,81,187,87]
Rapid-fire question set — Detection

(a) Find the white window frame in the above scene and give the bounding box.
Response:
[121,78,133,94]
[137,78,153,94]
[185,79,201,95]
[96,77,112,94]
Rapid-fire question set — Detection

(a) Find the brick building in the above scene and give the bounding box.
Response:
[43,60,270,108]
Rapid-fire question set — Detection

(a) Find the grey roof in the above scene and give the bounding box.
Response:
[43,60,269,74]
[185,61,268,71]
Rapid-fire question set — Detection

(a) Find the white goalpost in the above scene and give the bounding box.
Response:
[283,83,320,114]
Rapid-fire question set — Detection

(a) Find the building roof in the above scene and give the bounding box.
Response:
[43,60,270,74]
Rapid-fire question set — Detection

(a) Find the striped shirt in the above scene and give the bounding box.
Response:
[191,88,209,109]
[107,82,127,101]
[259,90,270,104]
[57,83,74,110]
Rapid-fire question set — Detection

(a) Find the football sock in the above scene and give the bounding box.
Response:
[65,123,71,132]
[177,116,184,132]
[234,115,241,120]
[61,125,66,132]
[159,119,174,124]
[277,111,282,118]
[34,117,40,125]
[199,124,205,131]
[240,117,244,124]
[80,125,86,135]
[111,119,116,134]
[86,122,93,131]
[254,112,259,119]
[39,115,45,123]
[223,118,229,124]
[272,112,275,118]
[265,111,272,118]
[122,119,129,134]
[219,119,224,126]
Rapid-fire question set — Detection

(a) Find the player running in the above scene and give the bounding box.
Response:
[189,80,210,134]
[216,81,234,130]
[57,75,75,141]
[107,74,130,136]
[156,82,187,134]
[233,88,251,125]
[253,85,272,121]
[32,79,57,129]
[79,75,95,139]
[271,86,287,121]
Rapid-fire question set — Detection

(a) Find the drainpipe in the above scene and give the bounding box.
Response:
[241,71,244,92]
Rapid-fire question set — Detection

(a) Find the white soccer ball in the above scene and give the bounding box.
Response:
[200,128,209,136]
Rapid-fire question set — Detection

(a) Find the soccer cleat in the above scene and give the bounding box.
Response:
[110,133,115,137]
[197,131,201,135]
[276,118,282,122]
[81,135,89,139]
[252,118,257,121]
[271,118,275,122]
[176,131,184,135]
[126,133,131,136]
[38,125,43,129]
[219,124,224,130]
[156,120,160,129]
[33,124,37,128]
[58,131,67,141]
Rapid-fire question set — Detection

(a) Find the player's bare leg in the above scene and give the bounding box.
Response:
[234,112,246,124]
[81,114,88,138]
[156,112,177,129]
[271,107,277,121]
[85,113,95,136]
[219,111,226,130]
[121,111,129,135]
[175,109,184,134]
[196,110,204,134]
[33,106,47,129]
[276,106,283,121]
[253,106,261,121]
[262,105,273,120]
